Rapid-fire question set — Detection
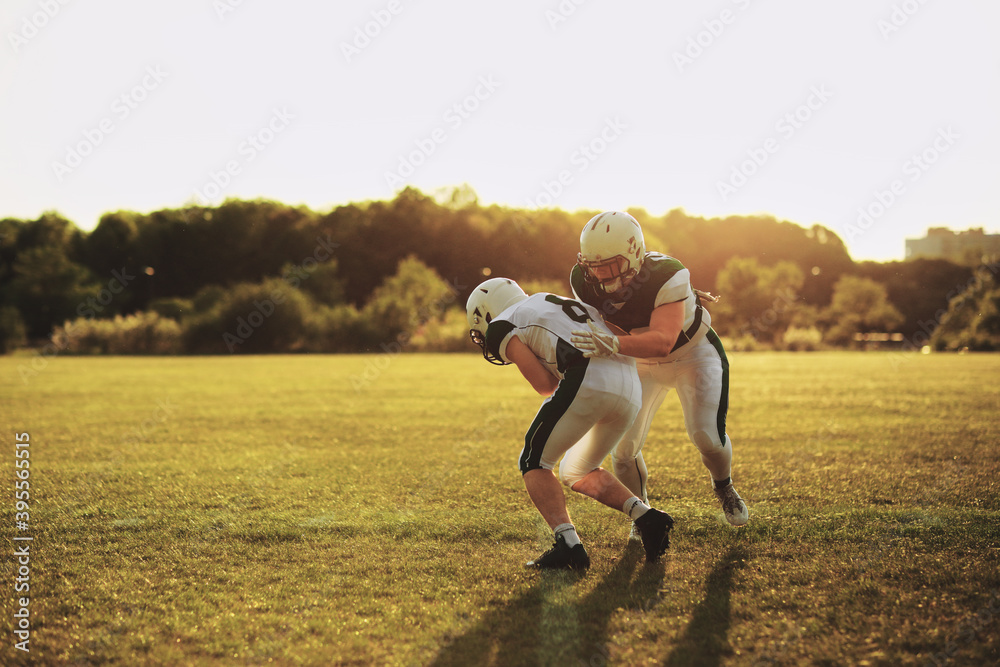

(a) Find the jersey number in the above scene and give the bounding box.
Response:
[544,295,591,324]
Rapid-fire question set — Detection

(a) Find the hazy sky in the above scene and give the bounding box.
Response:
[2,0,998,262]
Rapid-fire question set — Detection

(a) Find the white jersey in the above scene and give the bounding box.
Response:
[485,293,630,380]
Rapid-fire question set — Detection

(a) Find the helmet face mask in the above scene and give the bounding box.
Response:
[578,211,645,295]
[466,278,528,364]
[468,327,505,365]
[577,254,635,294]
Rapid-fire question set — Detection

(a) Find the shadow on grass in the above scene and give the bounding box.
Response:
[429,541,663,667]
[662,543,751,667]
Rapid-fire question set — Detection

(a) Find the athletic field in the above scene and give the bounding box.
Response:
[2,352,998,665]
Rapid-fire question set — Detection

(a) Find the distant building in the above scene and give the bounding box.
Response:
[905,227,1000,265]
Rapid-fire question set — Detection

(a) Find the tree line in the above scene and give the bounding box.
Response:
[0,186,996,354]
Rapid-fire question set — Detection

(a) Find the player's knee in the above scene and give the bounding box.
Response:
[557,463,585,488]
[611,440,640,466]
[690,429,724,454]
[520,460,543,476]
[611,453,634,477]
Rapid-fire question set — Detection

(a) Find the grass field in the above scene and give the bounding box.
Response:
[2,351,999,666]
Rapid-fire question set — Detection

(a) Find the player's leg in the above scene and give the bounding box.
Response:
[562,423,676,562]
[519,365,603,569]
[557,363,674,562]
[675,331,748,526]
[567,463,675,563]
[675,344,732,481]
[559,379,640,513]
[568,467,633,511]
[610,364,670,503]
[522,469,571,530]
[565,435,666,539]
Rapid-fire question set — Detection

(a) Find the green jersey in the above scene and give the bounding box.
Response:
[570,252,711,358]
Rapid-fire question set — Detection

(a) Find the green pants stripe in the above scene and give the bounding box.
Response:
[519,362,588,474]
[705,328,729,444]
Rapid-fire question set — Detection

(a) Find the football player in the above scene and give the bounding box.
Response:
[467,277,675,570]
[568,211,749,528]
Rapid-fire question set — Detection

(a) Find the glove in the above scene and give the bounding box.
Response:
[570,320,620,358]
[693,288,720,303]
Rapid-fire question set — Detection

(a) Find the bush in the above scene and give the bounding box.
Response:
[0,307,27,354]
[148,297,194,321]
[292,259,346,307]
[305,303,374,352]
[362,256,457,346]
[183,278,313,354]
[780,326,824,351]
[408,307,471,353]
[720,334,764,352]
[52,318,113,354]
[53,312,182,354]
[192,285,227,313]
[931,269,1000,351]
[820,275,903,347]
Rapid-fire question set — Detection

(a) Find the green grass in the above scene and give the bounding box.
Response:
[2,351,999,665]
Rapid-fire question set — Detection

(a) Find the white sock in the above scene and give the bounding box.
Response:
[623,497,650,521]
[553,523,581,547]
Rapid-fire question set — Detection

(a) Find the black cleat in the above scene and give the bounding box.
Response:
[635,509,674,563]
[526,533,590,570]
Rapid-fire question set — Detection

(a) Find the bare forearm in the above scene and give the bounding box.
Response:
[616,300,685,359]
[617,330,677,359]
[507,337,559,395]
[530,373,558,396]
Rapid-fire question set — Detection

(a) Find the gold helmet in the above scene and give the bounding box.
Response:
[577,211,645,294]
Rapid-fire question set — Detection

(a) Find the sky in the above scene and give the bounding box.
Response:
[1,0,998,262]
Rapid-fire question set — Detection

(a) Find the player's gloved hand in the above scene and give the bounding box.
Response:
[570,321,620,358]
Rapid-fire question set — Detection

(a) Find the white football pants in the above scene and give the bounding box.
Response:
[612,331,733,502]
[519,357,641,488]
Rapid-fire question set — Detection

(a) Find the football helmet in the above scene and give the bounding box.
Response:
[577,211,646,294]
[466,278,528,364]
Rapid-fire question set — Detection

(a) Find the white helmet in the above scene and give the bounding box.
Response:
[577,211,646,294]
[466,278,528,364]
